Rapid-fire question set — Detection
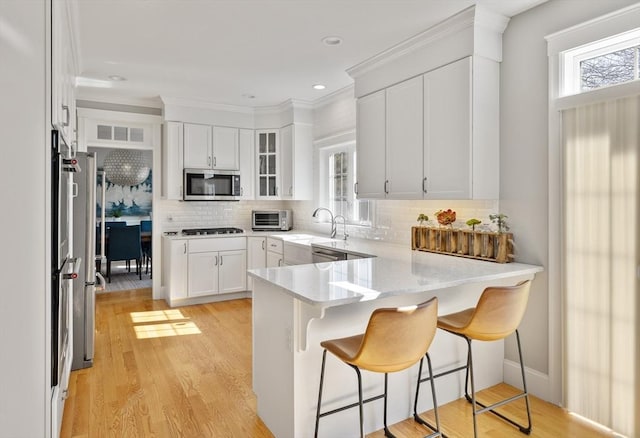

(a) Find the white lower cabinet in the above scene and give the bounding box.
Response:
[266,237,284,267]
[247,236,267,291]
[163,238,188,300]
[188,252,220,297]
[163,236,247,306]
[188,237,247,296]
[218,250,247,293]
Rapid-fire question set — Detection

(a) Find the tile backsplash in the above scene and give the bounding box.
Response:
[158,199,288,232]
[158,197,498,247]
[285,200,499,245]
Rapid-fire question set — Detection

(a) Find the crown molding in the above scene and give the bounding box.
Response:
[160,96,255,114]
[312,84,355,109]
[77,90,163,109]
[347,5,509,79]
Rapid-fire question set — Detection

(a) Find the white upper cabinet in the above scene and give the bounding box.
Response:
[355,57,498,201]
[238,128,255,199]
[386,75,423,199]
[356,90,386,199]
[162,121,184,200]
[212,126,240,170]
[280,124,293,199]
[424,57,472,199]
[279,123,312,200]
[349,5,504,201]
[183,123,240,170]
[256,130,279,198]
[183,123,212,168]
[52,0,77,148]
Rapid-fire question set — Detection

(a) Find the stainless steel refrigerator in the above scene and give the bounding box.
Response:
[71,152,105,370]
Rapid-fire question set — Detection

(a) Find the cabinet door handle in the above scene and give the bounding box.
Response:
[214,255,219,266]
[240,186,244,196]
[183,243,187,254]
[354,182,358,195]
[262,240,265,250]
[213,156,217,167]
[384,180,389,194]
[220,256,223,266]
[62,105,70,127]
[278,259,282,267]
[422,177,428,193]
[208,156,211,167]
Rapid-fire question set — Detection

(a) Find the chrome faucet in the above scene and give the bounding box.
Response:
[334,215,349,241]
[312,207,336,238]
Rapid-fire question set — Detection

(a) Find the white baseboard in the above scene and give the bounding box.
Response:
[503,359,552,402]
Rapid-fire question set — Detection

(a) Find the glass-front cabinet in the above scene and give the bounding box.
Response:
[256,130,279,198]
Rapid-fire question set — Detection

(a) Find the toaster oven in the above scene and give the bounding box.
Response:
[252,210,293,231]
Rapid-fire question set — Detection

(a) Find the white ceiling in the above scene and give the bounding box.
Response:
[74,0,547,108]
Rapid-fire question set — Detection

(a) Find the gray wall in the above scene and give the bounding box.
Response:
[0,0,49,435]
[500,0,638,395]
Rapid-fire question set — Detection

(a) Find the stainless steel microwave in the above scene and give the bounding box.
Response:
[252,210,293,231]
[183,169,241,201]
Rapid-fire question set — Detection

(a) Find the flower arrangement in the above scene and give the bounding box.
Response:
[416,213,429,226]
[489,213,509,233]
[435,209,456,227]
[466,218,481,231]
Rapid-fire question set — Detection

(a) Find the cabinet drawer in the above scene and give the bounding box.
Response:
[189,236,246,253]
[266,237,283,254]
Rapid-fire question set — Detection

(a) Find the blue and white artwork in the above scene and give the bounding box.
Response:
[97,170,152,218]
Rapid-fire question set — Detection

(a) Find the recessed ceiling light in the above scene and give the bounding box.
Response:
[108,75,126,81]
[312,84,326,90]
[242,93,256,99]
[322,36,343,46]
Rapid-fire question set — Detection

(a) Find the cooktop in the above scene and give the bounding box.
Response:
[182,227,244,236]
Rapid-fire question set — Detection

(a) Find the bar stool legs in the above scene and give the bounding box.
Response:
[413,353,441,435]
[314,348,397,438]
[461,330,532,437]
[314,298,441,438]
[425,329,532,438]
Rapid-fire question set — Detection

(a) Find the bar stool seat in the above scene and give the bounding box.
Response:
[414,280,533,438]
[315,297,442,438]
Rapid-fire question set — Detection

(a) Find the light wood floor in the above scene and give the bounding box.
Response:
[61,289,615,438]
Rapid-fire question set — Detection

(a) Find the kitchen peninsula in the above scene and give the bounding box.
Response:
[249,239,542,438]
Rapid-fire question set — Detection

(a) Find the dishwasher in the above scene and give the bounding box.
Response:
[311,246,348,263]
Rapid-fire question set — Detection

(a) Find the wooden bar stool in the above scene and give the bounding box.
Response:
[414,280,532,438]
[314,297,441,438]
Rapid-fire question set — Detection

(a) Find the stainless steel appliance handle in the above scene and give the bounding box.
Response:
[99,171,106,262]
[95,272,106,291]
[312,252,343,262]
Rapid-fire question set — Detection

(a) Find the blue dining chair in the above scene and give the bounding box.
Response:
[106,225,142,282]
[140,220,152,277]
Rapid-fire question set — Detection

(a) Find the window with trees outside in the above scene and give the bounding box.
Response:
[561,29,640,95]
[319,142,371,226]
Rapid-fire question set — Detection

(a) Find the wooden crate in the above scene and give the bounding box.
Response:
[411,226,513,263]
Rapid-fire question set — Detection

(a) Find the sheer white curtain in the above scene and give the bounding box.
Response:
[562,94,639,437]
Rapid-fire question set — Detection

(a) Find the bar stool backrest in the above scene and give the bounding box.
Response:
[352,297,438,373]
[465,280,531,341]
